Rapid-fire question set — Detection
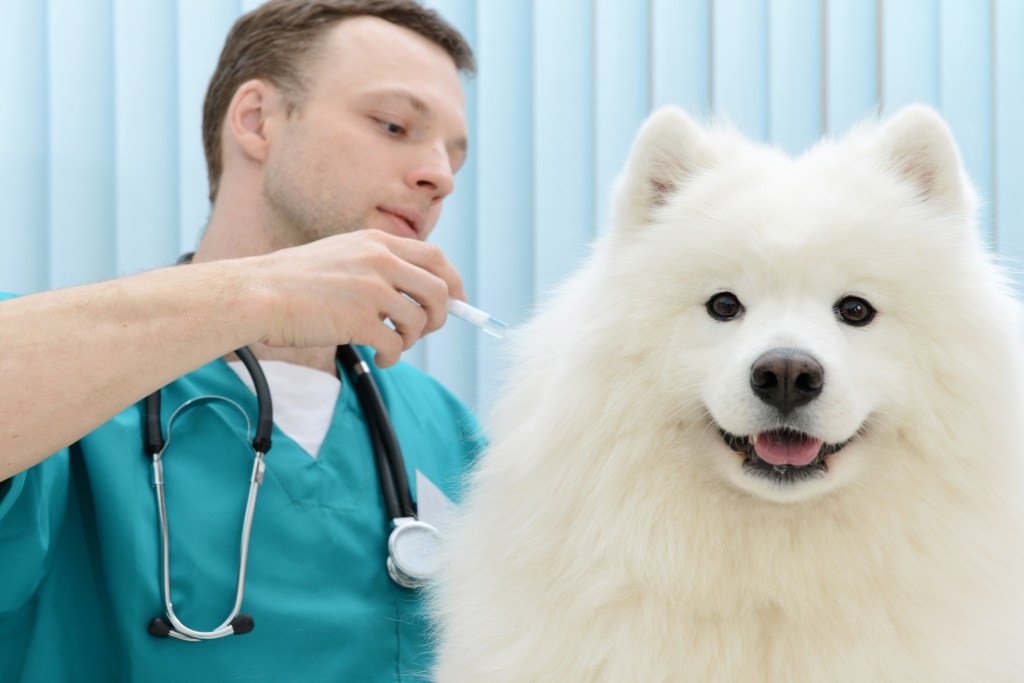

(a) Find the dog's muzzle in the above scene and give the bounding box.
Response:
[715,348,856,483]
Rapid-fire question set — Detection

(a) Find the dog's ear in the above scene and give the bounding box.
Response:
[613,106,715,229]
[870,105,970,212]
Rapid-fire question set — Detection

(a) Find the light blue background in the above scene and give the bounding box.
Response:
[0,0,1019,414]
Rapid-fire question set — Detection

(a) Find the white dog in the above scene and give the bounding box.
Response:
[432,106,1024,682]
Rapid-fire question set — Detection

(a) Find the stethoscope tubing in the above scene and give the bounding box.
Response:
[337,346,441,590]
[153,446,264,640]
[336,345,416,520]
[145,347,273,456]
[145,346,270,640]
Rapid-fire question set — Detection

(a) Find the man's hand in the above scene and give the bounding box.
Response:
[249,230,466,367]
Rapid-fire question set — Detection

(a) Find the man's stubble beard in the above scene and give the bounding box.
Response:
[263,172,363,250]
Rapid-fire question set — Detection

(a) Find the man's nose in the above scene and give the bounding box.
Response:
[408,145,455,201]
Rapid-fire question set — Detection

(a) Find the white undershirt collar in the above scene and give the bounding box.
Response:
[226,359,341,459]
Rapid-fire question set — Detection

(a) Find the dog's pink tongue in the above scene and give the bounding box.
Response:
[753,432,823,466]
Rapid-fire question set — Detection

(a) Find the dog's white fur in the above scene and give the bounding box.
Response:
[432,106,1024,682]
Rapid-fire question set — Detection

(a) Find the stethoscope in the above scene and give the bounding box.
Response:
[143,343,442,641]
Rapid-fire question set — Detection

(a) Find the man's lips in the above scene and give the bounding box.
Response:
[379,208,422,238]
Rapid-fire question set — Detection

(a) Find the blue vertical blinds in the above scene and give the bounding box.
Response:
[0,0,1016,414]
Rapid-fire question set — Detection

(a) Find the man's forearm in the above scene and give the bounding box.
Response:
[0,260,265,479]
[0,230,467,480]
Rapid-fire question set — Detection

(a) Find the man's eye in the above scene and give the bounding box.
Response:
[377,119,405,136]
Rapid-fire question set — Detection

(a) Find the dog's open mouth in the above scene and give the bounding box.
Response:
[720,428,852,484]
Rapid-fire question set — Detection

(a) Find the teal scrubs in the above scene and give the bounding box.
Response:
[0,292,483,681]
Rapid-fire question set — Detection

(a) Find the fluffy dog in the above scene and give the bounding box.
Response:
[432,106,1024,682]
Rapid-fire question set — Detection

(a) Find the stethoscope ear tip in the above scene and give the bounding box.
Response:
[231,614,255,635]
[148,616,172,638]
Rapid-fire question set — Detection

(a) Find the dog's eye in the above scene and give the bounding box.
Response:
[706,292,744,321]
[834,296,875,326]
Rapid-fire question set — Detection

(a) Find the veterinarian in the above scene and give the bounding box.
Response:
[0,1,484,680]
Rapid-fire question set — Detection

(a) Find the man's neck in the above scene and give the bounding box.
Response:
[193,193,340,378]
[191,190,274,263]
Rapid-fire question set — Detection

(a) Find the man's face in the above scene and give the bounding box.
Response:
[262,16,468,247]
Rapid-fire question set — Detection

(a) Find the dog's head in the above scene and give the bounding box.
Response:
[602,105,1009,503]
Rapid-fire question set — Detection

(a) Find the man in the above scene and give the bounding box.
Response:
[0,1,482,680]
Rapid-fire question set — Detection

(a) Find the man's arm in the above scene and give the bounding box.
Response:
[0,230,464,480]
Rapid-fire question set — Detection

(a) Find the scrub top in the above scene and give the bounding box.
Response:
[0,294,484,682]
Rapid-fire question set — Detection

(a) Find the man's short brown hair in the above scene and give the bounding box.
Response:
[201,0,475,203]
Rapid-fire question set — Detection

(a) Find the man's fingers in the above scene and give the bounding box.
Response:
[389,271,450,334]
[382,292,430,350]
[255,230,468,356]
[362,320,405,369]
[386,235,466,301]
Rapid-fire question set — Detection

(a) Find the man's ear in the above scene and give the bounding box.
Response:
[224,79,279,164]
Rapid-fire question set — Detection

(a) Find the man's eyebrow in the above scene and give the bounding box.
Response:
[371,89,430,115]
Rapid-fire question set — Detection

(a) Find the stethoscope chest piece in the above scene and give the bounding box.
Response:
[387,517,442,589]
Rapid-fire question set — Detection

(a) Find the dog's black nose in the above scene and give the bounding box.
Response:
[750,348,823,413]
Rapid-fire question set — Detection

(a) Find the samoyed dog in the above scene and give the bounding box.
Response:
[433,106,1024,682]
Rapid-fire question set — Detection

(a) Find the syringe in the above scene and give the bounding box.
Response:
[447,298,510,339]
